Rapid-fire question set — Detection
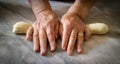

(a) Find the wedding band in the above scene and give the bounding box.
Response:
[78,33,83,36]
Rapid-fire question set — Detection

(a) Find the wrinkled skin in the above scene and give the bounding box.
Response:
[26,10,59,56]
[26,10,91,56]
[59,12,91,55]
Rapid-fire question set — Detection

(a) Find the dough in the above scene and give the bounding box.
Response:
[13,22,31,34]
[13,22,109,35]
[87,23,109,34]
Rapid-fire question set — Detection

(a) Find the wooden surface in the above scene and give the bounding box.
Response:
[0,0,120,64]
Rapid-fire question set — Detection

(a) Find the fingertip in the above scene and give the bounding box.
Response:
[34,46,39,52]
[26,32,30,40]
[67,50,73,56]
[77,48,82,54]
[51,45,56,52]
[61,40,66,51]
[26,36,30,40]
[26,26,33,40]
[85,26,91,41]
[40,50,46,56]
[62,46,66,51]
[25,36,29,40]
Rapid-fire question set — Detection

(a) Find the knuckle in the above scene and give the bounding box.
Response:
[68,47,72,51]
[44,14,57,22]
[45,23,53,28]
[45,22,55,29]
[77,45,80,48]
[47,31,53,35]
[47,30,54,36]
[50,42,55,46]
[48,34,54,40]
[71,36,76,39]
[32,22,37,27]
[78,36,83,39]
[27,32,32,36]
[61,18,72,25]
[47,14,56,21]
[41,35,45,39]
[33,33,39,37]
[63,35,68,37]
[28,26,32,29]
[63,34,69,39]
[65,19,71,24]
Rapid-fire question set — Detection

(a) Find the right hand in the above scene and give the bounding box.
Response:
[59,12,91,55]
[26,10,59,56]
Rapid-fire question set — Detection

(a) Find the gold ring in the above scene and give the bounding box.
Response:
[78,32,83,36]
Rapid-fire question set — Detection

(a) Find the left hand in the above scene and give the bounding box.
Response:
[26,10,59,55]
[59,12,91,55]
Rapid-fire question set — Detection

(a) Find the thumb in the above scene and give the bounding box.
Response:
[84,25,91,41]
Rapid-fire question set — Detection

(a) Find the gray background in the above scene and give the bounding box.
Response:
[0,0,120,64]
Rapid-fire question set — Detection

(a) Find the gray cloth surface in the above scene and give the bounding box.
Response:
[0,0,120,64]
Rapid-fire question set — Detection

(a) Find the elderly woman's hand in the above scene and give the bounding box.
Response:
[60,12,90,55]
[26,10,59,56]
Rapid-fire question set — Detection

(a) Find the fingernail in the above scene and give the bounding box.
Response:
[34,47,39,52]
[41,50,46,56]
[62,46,66,51]
[26,37,31,40]
[51,46,55,52]
[34,48,36,52]
[77,49,82,54]
[67,50,73,56]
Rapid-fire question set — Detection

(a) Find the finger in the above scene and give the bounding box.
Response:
[84,26,91,41]
[59,23,63,37]
[33,28,40,52]
[55,23,59,39]
[62,26,71,51]
[46,26,56,51]
[26,26,33,40]
[77,32,84,54]
[67,29,77,55]
[39,29,47,56]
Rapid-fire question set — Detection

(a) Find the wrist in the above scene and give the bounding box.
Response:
[29,0,52,17]
[36,9,57,21]
[68,5,89,19]
[35,9,52,17]
[68,0,95,19]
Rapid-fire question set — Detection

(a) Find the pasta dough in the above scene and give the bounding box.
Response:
[87,23,109,34]
[12,22,109,35]
[12,22,31,34]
